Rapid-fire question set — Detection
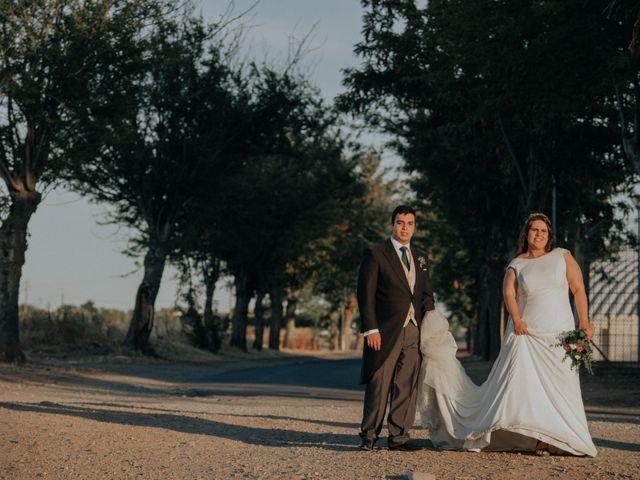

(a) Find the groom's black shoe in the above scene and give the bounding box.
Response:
[359,438,377,451]
[388,440,424,452]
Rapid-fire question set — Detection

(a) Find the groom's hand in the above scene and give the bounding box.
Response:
[367,332,382,351]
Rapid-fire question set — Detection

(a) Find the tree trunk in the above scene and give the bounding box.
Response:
[252,289,265,351]
[351,293,364,351]
[230,271,250,351]
[473,264,504,360]
[328,302,341,350]
[0,191,41,362]
[283,288,299,349]
[202,258,221,352]
[124,240,166,352]
[268,288,283,350]
[342,293,357,350]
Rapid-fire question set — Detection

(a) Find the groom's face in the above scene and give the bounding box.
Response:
[391,213,415,245]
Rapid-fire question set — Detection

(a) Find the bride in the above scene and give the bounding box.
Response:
[417,213,597,457]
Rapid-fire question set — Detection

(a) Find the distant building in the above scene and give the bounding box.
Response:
[589,250,639,365]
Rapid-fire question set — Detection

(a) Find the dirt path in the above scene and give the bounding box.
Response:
[1,353,639,480]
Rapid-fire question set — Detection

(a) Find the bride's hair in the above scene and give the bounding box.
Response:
[515,212,554,256]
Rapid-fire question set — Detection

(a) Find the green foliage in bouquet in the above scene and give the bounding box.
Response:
[556,329,594,374]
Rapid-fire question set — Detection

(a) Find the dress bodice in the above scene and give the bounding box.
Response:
[507,248,574,332]
[508,248,568,295]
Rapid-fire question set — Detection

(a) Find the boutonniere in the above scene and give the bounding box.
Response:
[418,256,428,270]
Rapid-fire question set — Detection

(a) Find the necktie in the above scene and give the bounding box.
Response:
[400,246,410,271]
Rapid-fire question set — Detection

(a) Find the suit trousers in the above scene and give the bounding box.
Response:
[360,322,420,446]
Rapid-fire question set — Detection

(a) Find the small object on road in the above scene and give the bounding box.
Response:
[402,472,435,480]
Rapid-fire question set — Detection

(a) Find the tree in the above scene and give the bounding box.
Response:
[65,7,246,353]
[606,1,640,177]
[175,255,224,352]
[0,0,156,361]
[342,0,634,359]
[605,1,640,58]
[310,151,396,350]
[212,65,360,351]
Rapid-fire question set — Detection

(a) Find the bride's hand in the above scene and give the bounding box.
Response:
[513,319,528,335]
[581,323,594,340]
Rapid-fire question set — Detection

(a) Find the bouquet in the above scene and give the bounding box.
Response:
[555,329,594,374]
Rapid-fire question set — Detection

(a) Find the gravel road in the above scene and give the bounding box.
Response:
[1,351,639,479]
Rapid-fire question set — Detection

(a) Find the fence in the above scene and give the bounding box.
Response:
[589,249,640,367]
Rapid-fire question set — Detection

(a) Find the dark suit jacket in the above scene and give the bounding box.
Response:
[357,239,435,384]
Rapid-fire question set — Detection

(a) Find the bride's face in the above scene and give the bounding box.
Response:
[527,220,549,251]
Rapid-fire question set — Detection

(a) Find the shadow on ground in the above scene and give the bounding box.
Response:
[1,401,357,452]
[592,437,640,452]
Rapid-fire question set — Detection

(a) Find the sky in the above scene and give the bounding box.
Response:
[20,1,371,313]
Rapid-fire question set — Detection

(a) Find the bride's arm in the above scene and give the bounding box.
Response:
[503,267,527,335]
[564,251,594,340]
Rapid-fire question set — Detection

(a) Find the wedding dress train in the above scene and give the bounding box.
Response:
[417,248,597,456]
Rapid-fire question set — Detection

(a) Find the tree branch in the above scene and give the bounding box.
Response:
[611,71,628,150]
[0,145,20,192]
[634,75,640,147]
[496,113,528,200]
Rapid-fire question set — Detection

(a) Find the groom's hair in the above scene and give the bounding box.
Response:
[391,205,417,224]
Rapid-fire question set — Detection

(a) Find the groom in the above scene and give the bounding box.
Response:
[357,205,435,451]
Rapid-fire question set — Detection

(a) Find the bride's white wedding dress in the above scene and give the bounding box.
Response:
[417,248,597,456]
